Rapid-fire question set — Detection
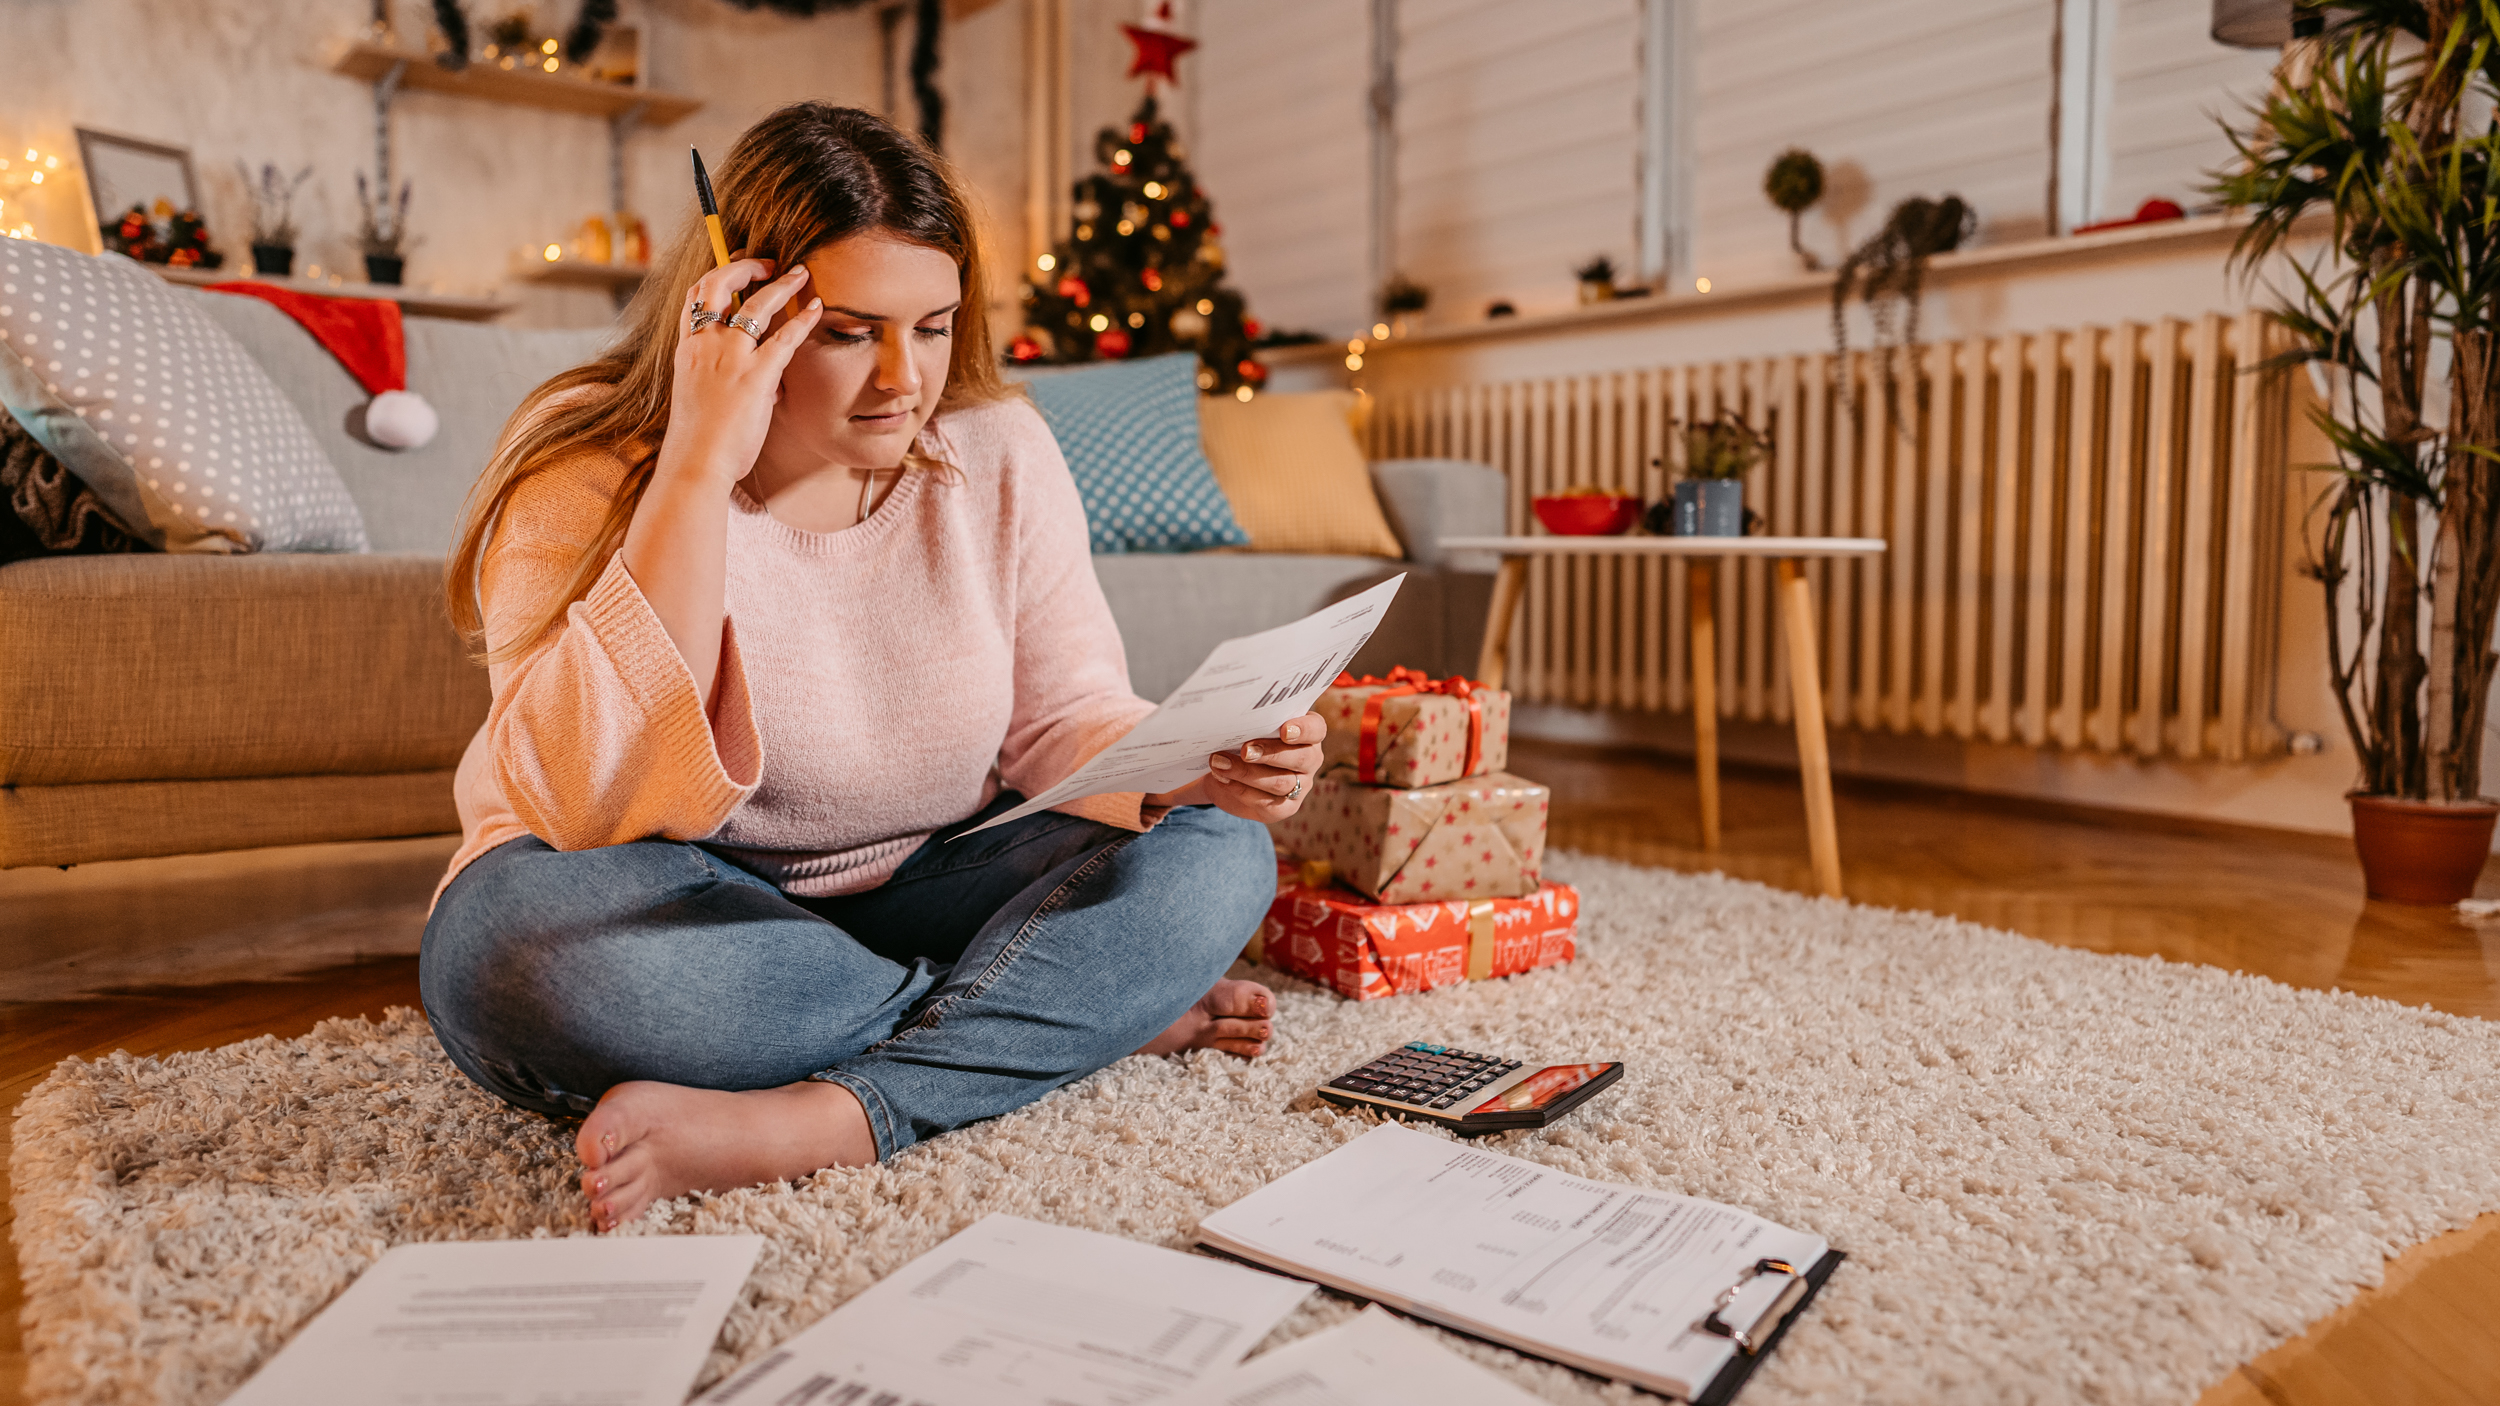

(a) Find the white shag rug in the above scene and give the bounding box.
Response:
[16,854,2500,1406]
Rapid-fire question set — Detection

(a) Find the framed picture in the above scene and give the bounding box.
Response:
[75,128,198,231]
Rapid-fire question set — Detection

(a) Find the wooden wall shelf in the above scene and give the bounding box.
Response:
[524,260,651,289]
[152,266,516,322]
[331,42,701,125]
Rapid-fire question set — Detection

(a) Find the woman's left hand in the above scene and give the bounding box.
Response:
[1195,713,1327,822]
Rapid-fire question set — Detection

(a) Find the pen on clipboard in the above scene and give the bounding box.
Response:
[692,147,737,307]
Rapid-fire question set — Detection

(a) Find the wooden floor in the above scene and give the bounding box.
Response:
[5,739,2498,1404]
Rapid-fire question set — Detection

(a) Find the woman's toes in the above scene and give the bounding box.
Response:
[1205,978,1274,1021]
[578,1086,654,1170]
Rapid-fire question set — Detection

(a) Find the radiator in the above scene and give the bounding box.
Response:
[1366,312,2291,761]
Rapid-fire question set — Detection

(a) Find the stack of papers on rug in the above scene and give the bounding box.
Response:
[1194,1124,1842,1402]
[694,1214,1314,1405]
[224,1234,764,1406]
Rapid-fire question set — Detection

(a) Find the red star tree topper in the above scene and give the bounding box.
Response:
[1121,2,1197,88]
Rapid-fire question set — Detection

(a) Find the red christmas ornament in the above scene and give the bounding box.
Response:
[1130,123,1148,144]
[1141,268,1163,292]
[1057,274,1090,308]
[1009,332,1044,362]
[1096,328,1133,359]
[1169,209,1190,228]
[1121,3,1196,87]
[1242,317,1263,340]
[1238,358,1266,383]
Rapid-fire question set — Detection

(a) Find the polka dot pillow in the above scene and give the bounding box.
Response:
[0,241,367,553]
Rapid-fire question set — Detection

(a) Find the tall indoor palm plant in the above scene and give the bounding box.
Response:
[2217,0,2500,900]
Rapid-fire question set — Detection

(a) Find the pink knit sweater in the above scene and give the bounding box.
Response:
[436,394,1158,904]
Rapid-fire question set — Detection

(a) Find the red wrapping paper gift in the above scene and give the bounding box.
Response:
[1270,770,1547,903]
[1316,667,1511,789]
[1248,866,1580,1000]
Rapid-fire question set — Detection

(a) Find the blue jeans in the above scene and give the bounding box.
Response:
[419,796,1274,1160]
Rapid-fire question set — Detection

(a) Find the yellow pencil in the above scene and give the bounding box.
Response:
[692,147,737,308]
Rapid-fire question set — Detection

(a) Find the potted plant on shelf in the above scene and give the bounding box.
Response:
[2216,0,2500,903]
[356,171,414,286]
[1573,254,1617,305]
[1658,415,1767,537]
[241,161,310,276]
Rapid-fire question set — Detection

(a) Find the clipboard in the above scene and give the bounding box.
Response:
[1690,1248,1845,1405]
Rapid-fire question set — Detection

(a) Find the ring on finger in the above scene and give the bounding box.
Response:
[724,312,766,343]
[1288,777,1303,801]
[689,308,722,332]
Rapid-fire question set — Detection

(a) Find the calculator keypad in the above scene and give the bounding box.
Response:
[1326,1042,1525,1111]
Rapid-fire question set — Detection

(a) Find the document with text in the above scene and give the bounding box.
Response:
[223,1234,763,1406]
[962,575,1404,835]
[1183,1306,1545,1406]
[696,1214,1313,1406]
[1193,1124,1836,1402]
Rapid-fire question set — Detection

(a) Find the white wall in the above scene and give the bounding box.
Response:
[2099,0,2279,220]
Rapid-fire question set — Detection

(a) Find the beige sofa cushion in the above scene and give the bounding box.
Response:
[0,553,487,786]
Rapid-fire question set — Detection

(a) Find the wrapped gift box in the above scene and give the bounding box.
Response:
[1270,771,1547,903]
[1316,668,1510,789]
[1248,870,1580,1000]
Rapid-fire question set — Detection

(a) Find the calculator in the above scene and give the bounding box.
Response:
[1315,1042,1624,1135]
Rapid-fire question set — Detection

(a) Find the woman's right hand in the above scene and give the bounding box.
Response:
[657,259,823,487]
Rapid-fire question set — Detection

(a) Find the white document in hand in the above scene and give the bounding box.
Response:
[695,1214,1314,1406]
[222,1234,764,1406]
[962,574,1405,835]
[1185,1306,1545,1406]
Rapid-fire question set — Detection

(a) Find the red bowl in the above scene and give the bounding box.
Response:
[1533,494,1643,536]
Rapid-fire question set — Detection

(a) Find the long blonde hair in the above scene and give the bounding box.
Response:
[446,103,1012,663]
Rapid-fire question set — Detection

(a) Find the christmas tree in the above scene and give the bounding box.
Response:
[1011,93,1266,396]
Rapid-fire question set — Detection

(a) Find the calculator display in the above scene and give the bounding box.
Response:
[1466,1062,1613,1114]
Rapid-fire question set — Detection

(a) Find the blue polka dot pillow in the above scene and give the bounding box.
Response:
[0,241,367,553]
[1016,353,1248,554]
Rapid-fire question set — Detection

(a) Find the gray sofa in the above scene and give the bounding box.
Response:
[0,293,1500,869]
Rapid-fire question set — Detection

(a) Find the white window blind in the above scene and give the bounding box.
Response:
[1192,0,1374,337]
[1690,0,2057,288]
[2101,0,2279,221]
[1391,0,1642,320]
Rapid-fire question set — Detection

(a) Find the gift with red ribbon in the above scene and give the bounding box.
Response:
[1271,770,1547,903]
[1317,666,1511,789]
[1247,857,1579,1001]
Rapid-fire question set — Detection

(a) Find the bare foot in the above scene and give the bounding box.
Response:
[1138,977,1276,1059]
[576,1078,876,1231]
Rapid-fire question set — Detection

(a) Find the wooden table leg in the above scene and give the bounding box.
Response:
[1777,558,1844,897]
[1689,558,1720,852]
[1476,554,1529,692]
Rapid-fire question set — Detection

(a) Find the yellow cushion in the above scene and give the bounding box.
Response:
[1199,390,1406,558]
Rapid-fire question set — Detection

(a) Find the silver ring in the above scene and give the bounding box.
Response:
[688,308,722,332]
[724,313,765,342]
[1289,777,1303,801]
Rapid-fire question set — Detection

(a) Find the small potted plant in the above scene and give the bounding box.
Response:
[1664,416,1766,537]
[356,171,414,285]
[1763,148,1825,271]
[1379,272,1429,335]
[1573,254,1617,304]
[241,161,311,276]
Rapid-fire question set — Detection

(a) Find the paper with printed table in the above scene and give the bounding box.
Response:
[694,1213,1313,1406]
[222,1234,764,1406]
[962,574,1404,835]
[1193,1123,1838,1403]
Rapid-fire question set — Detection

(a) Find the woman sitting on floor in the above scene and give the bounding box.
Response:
[421,103,1318,1232]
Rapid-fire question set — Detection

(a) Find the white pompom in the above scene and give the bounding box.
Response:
[366,389,439,450]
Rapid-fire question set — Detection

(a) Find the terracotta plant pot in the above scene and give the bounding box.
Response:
[2348,793,2498,904]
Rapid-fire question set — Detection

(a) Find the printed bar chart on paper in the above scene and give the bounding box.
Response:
[963,575,1403,835]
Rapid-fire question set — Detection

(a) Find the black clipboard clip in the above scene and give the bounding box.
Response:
[1699,1258,1813,1355]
